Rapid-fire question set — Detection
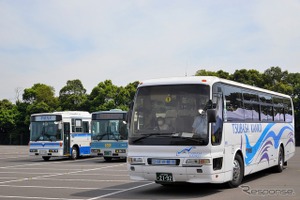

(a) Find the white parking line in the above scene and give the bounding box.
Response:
[0,195,85,200]
[0,162,56,169]
[0,155,29,160]
[0,184,100,190]
[87,182,155,200]
[0,163,126,184]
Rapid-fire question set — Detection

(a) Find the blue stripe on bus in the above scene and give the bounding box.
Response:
[91,141,128,148]
[78,146,91,155]
[71,133,91,138]
[245,123,294,166]
[30,142,60,147]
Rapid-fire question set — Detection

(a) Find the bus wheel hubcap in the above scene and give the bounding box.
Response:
[233,160,240,181]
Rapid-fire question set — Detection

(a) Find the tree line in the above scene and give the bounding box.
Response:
[0,66,299,145]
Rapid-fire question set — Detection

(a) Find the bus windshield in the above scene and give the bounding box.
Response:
[30,121,62,141]
[92,119,128,141]
[129,84,210,145]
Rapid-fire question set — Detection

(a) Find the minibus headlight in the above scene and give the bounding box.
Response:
[127,157,145,165]
[185,159,211,166]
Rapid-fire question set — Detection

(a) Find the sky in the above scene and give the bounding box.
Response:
[1,0,300,102]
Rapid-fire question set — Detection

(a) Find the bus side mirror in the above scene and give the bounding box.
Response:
[126,102,134,128]
[207,109,216,123]
[58,123,62,130]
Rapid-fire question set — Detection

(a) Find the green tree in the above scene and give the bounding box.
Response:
[23,83,57,106]
[114,81,139,111]
[0,99,18,144]
[262,66,291,93]
[14,101,30,145]
[88,80,119,112]
[17,83,59,144]
[286,72,300,99]
[87,80,139,112]
[59,79,88,111]
[195,69,231,79]
[22,83,59,113]
[231,69,264,87]
[125,81,139,103]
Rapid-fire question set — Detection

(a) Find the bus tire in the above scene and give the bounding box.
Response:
[42,156,50,161]
[71,146,79,160]
[104,157,112,162]
[228,154,244,188]
[274,146,284,173]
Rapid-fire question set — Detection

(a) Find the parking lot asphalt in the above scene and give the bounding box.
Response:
[0,145,299,200]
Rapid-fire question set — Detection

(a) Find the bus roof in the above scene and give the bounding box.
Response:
[138,76,291,99]
[92,109,127,115]
[31,111,91,118]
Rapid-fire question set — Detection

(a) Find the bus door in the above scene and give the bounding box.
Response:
[63,122,71,155]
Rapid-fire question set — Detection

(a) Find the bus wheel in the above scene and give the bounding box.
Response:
[42,156,50,161]
[104,157,112,162]
[274,146,284,173]
[71,146,78,160]
[228,154,244,188]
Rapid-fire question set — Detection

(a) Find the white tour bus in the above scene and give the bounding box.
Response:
[29,111,92,161]
[91,109,128,162]
[127,76,295,187]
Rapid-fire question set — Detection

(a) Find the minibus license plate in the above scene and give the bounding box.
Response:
[104,151,111,156]
[156,173,173,182]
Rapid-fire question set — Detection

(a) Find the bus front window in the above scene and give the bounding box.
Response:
[92,120,128,141]
[129,84,210,146]
[30,121,61,141]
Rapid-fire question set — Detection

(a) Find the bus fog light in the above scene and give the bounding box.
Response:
[128,157,145,165]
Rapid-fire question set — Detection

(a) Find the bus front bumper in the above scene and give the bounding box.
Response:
[128,165,227,184]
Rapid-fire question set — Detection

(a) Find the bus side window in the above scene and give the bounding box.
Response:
[223,85,243,121]
[83,121,89,133]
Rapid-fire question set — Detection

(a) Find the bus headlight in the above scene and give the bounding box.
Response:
[49,149,58,153]
[184,158,211,166]
[91,149,101,153]
[127,157,145,165]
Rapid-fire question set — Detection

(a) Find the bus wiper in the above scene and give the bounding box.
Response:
[97,132,119,141]
[171,135,205,143]
[97,133,107,141]
[132,133,174,143]
[34,135,42,142]
[109,132,119,141]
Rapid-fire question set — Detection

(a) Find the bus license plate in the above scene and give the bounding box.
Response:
[39,150,47,155]
[156,173,173,182]
[104,151,111,156]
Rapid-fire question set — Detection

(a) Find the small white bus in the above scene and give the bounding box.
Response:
[29,111,91,161]
[127,76,295,187]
